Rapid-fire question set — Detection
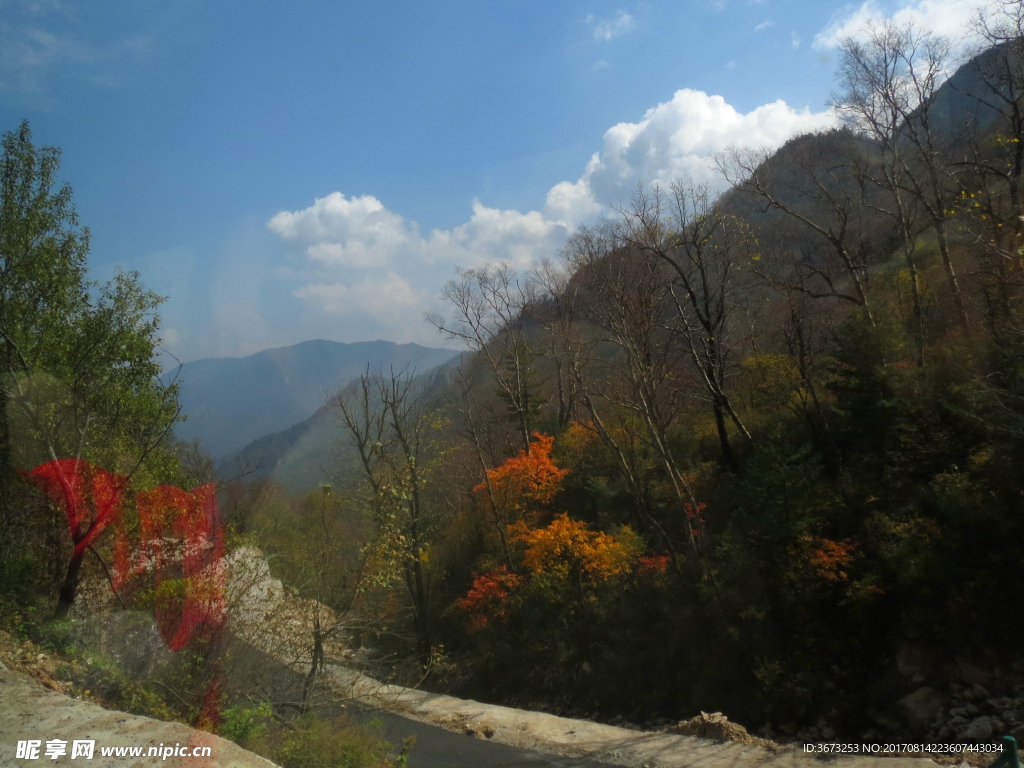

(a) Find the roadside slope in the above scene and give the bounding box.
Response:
[342,671,940,768]
[0,665,278,768]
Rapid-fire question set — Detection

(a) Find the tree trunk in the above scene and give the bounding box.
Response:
[713,402,739,472]
[935,220,970,333]
[53,550,84,620]
[301,612,323,713]
[906,248,926,369]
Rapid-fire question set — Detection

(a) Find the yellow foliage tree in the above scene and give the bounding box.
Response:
[507,513,638,584]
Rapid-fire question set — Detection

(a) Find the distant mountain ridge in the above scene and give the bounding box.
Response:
[227,357,460,492]
[172,339,457,459]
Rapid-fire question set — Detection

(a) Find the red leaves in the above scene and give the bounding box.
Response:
[684,502,706,539]
[637,555,669,575]
[19,459,126,560]
[133,483,225,651]
[454,566,521,631]
[22,459,225,653]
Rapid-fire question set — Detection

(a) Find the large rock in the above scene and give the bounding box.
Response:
[965,716,993,741]
[897,687,947,735]
[896,645,927,677]
[663,712,772,746]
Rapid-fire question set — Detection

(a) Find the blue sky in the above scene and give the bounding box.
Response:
[0,0,992,362]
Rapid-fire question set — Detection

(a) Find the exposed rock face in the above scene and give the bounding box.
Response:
[223,546,342,664]
[897,687,947,736]
[957,658,993,687]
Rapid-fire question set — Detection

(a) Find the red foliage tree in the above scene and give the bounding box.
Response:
[453,566,522,632]
[19,458,127,619]
[128,483,225,651]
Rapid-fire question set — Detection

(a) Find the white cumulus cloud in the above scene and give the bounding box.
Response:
[271,89,837,344]
[543,89,836,218]
[267,192,418,268]
[813,0,999,51]
[272,196,571,341]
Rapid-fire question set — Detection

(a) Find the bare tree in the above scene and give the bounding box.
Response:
[953,2,1024,327]
[335,367,440,660]
[428,265,540,455]
[566,222,698,556]
[617,182,754,470]
[446,364,517,567]
[719,130,881,325]
[527,257,587,429]
[834,20,961,363]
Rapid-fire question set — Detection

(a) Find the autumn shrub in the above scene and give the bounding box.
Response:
[473,432,569,521]
[450,508,698,712]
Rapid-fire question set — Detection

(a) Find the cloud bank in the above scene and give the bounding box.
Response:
[269,89,836,344]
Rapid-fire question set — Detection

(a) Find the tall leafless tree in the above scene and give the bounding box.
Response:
[429,265,540,455]
[617,182,754,470]
[335,367,438,659]
[719,130,881,325]
[834,20,963,362]
[566,222,697,556]
[954,2,1024,328]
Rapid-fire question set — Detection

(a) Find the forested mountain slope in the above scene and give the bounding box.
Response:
[227,356,459,491]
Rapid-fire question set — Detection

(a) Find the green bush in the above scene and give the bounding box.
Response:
[245,713,395,768]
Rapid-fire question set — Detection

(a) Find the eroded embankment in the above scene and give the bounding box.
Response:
[0,664,277,768]
[335,667,941,768]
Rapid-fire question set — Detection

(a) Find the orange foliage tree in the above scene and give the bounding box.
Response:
[507,514,637,584]
[457,430,668,635]
[474,432,569,514]
[455,515,642,631]
[473,432,569,564]
[808,537,856,582]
